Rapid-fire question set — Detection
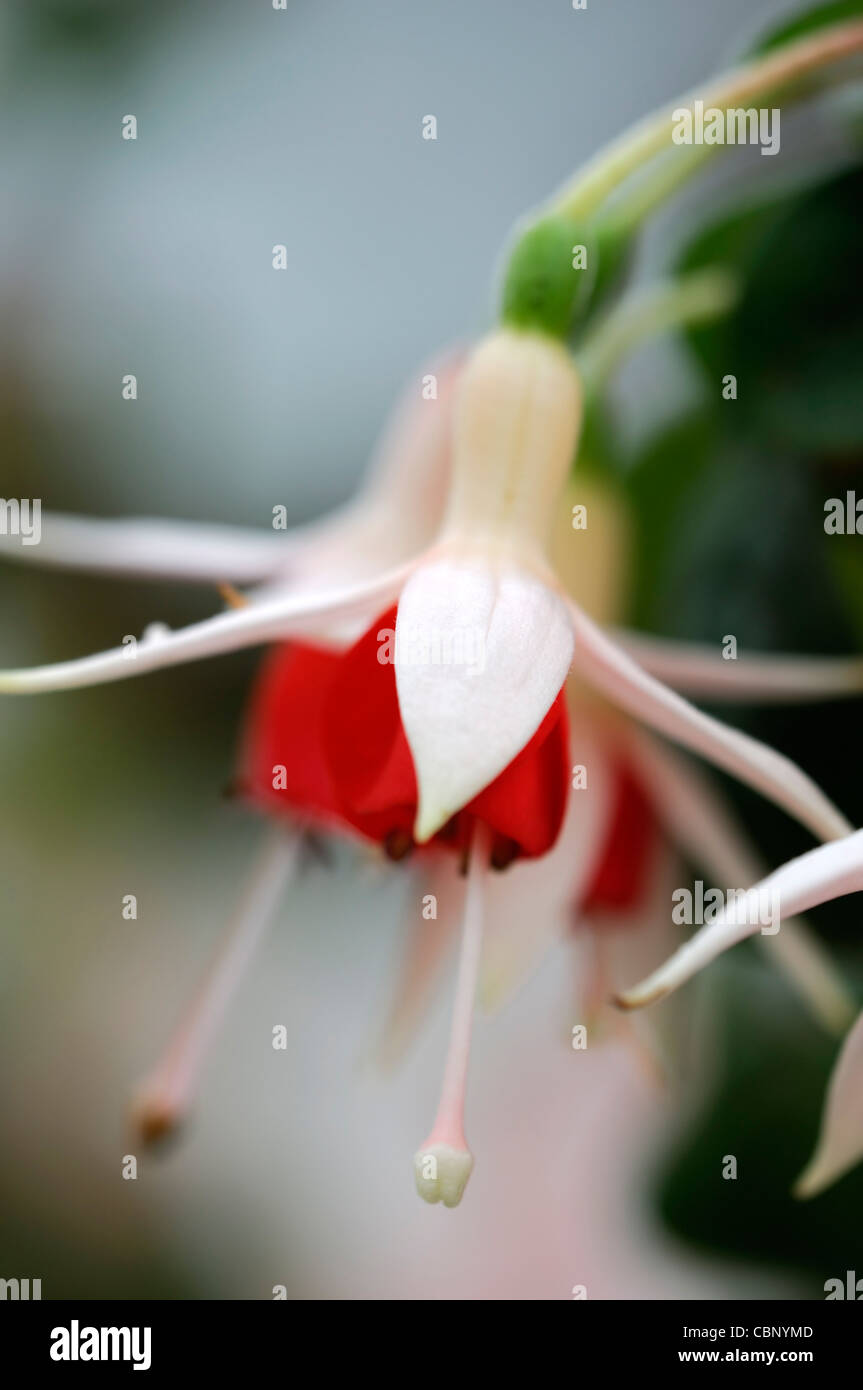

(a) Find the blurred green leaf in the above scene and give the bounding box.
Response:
[622,411,714,630]
[647,443,854,651]
[748,0,863,56]
[827,533,863,640]
[658,956,863,1289]
[678,166,863,454]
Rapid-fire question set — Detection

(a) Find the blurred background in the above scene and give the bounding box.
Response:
[1,0,862,1299]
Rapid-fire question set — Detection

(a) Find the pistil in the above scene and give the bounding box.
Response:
[414,828,489,1206]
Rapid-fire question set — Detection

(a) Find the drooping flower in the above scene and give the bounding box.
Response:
[4,322,863,1208]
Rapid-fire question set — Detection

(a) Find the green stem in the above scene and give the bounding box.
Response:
[599,143,714,238]
[575,269,739,398]
[551,18,863,223]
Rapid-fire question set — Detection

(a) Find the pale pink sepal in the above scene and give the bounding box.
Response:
[569,601,852,844]
[617,829,863,1011]
[797,1009,863,1198]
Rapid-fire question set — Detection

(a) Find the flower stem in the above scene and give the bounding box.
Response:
[551,19,863,223]
[575,268,739,397]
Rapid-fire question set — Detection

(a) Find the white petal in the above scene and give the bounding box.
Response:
[570,603,852,843]
[618,829,863,1010]
[395,559,574,842]
[0,512,295,583]
[628,732,855,1033]
[0,563,410,693]
[617,630,863,703]
[796,1011,863,1198]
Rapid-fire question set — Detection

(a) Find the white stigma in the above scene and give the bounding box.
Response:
[413,1144,474,1208]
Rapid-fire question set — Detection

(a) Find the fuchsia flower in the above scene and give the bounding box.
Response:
[3,325,863,1209]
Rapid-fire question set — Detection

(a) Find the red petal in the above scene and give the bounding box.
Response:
[458,693,570,859]
[323,607,570,860]
[239,641,346,826]
[321,606,418,844]
[240,608,571,861]
[580,756,660,919]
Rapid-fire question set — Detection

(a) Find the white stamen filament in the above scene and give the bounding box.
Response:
[414,829,488,1207]
[131,828,300,1143]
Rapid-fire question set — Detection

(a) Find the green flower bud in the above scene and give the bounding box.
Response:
[500,213,634,341]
